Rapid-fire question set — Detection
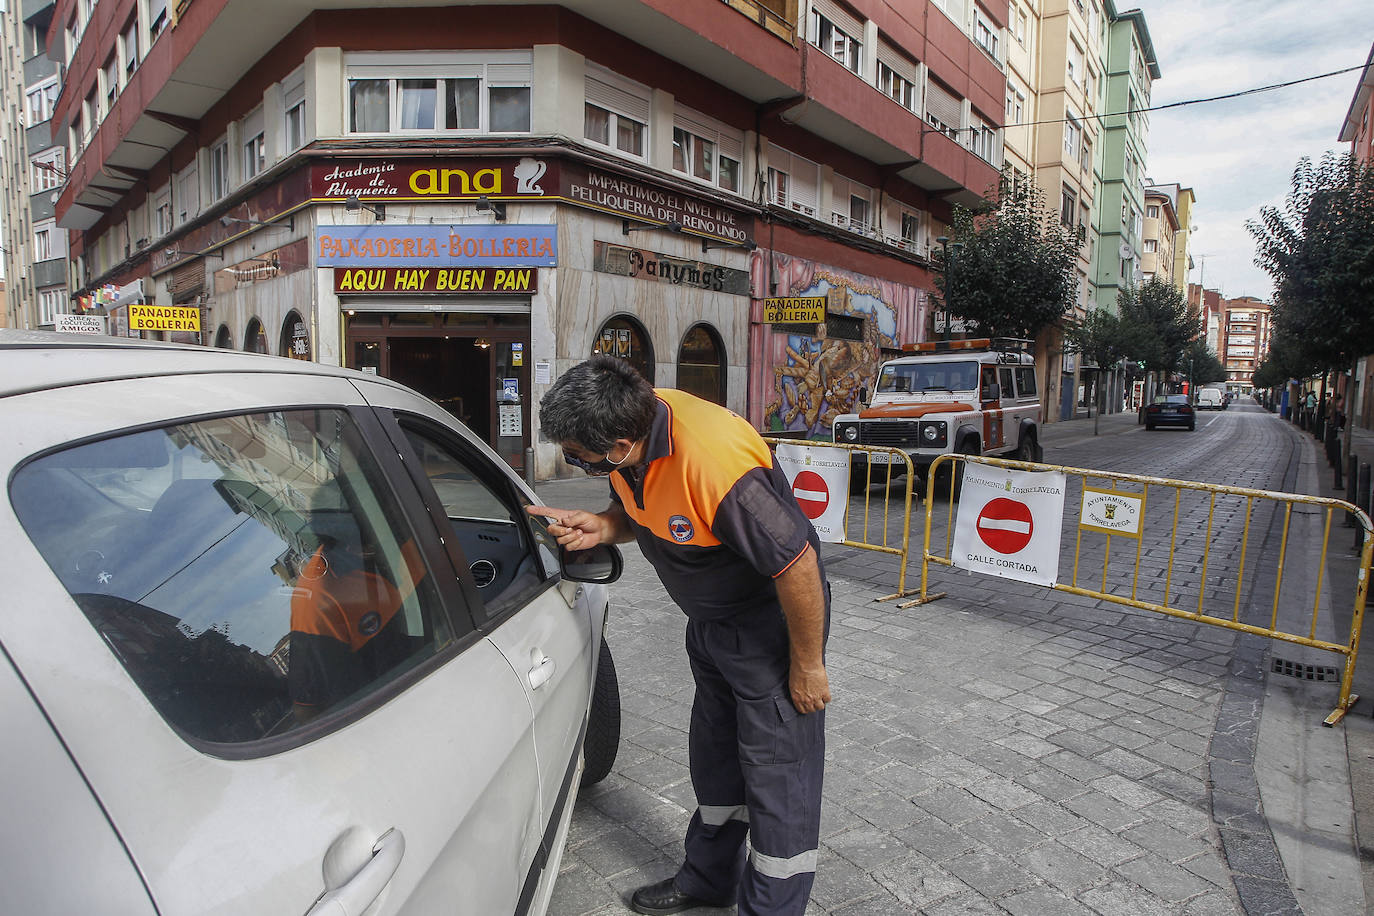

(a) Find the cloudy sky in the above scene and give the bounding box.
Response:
[1131,0,1371,301]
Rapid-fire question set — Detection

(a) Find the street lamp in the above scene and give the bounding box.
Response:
[935,236,965,341]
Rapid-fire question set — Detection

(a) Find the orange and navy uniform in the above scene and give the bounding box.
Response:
[608,388,823,619]
[288,539,426,709]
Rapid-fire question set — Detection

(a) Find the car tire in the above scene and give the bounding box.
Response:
[1188,422,1196,431]
[581,638,621,787]
[850,462,896,496]
[1145,423,1155,431]
[1014,433,1037,463]
[950,442,979,502]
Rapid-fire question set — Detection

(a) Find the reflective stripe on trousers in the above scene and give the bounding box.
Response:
[674,609,825,916]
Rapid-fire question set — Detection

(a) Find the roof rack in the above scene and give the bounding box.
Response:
[900,337,1034,354]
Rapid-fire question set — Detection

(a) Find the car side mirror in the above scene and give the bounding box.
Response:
[560,542,624,583]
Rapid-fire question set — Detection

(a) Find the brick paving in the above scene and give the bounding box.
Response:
[543,400,1361,915]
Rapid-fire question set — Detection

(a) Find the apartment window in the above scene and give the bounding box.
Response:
[974,10,999,61]
[1146,204,1160,218]
[34,224,53,261]
[30,149,65,191]
[811,9,862,74]
[154,188,173,236]
[283,70,307,154]
[39,288,64,326]
[122,18,140,78]
[1067,41,1084,87]
[926,80,963,140]
[346,53,532,135]
[832,175,873,234]
[1006,85,1025,125]
[1143,239,1158,253]
[849,194,870,229]
[149,0,169,40]
[584,69,650,160]
[176,165,199,224]
[84,89,98,138]
[1060,186,1076,228]
[1063,115,1081,160]
[243,133,265,179]
[767,144,821,217]
[673,108,744,193]
[208,139,229,200]
[1015,10,1027,45]
[1079,136,1092,172]
[969,114,998,164]
[901,211,920,245]
[27,79,59,124]
[879,63,917,111]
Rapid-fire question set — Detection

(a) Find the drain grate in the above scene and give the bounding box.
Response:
[1271,657,1341,682]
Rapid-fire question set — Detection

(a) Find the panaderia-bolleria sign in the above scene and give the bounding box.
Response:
[129,304,201,332]
[316,225,557,267]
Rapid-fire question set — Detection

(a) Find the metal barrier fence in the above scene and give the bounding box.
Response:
[761,439,918,600]
[908,453,1374,726]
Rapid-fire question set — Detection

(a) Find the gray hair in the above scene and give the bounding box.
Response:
[539,355,656,452]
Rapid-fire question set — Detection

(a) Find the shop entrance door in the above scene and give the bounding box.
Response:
[345,312,530,474]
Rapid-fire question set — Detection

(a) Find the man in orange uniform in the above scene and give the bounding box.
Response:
[529,355,830,916]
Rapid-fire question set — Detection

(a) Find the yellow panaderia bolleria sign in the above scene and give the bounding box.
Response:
[129,304,202,332]
[761,296,826,324]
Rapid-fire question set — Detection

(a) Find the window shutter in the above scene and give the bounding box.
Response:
[877,41,919,85]
[925,80,961,128]
[487,63,531,85]
[586,74,650,123]
[812,0,863,38]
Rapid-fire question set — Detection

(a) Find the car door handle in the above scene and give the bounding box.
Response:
[306,828,405,916]
[528,650,556,690]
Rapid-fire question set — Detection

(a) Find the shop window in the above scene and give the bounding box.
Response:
[281,311,311,360]
[214,325,232,348]
[244,317,269,354]
[592,316,654,384]
[677,324,725,405]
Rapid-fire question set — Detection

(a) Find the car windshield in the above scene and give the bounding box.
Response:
[877,361,979,393]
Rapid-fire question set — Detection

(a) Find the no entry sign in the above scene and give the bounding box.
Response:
[792,470,830,520]
[953,464,1066,586]
[773,444,849,543]
[976,497,1034,553]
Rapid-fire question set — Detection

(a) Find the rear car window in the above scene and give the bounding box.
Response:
[11,410,454,746]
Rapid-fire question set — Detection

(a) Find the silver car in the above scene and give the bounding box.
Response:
[0,329,621,915]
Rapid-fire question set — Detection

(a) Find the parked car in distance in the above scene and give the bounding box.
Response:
[1,329,622,916]
[1196,388,1224,410]
[1146,394,1196,431]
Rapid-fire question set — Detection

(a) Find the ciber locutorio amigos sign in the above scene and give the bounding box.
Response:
[312,157,754,245]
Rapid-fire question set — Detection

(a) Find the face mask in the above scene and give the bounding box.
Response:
[563,444,631,475]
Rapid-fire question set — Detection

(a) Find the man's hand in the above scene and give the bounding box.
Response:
[789,663,831,714]
[526,505,616,549]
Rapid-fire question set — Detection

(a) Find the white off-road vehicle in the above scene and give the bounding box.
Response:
[831,338,1044,494]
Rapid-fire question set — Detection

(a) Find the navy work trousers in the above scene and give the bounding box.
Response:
[674,605,826,916]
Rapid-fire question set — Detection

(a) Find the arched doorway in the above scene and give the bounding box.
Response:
[280,311,311,360]
[214,325,232,348]
[592,315,654,383]
[244,317,269,354]
[677,323,725,404]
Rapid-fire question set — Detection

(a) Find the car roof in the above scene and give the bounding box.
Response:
[0,329,397,398]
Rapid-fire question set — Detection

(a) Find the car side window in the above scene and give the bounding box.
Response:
[980,367,998,401]
[1014,367,1037,399]
[998,368,1015,403]
[399,423,559,624]
[10,409,455,746]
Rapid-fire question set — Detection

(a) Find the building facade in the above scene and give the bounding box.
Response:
[1139,184,1175,285]
[1218,296,1270,394]
[48,0,1011,479]
[1091,6,1157,313]
[0,0,66,330]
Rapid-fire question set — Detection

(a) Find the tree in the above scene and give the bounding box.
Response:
[1063,308,1134,434]
[1184,340,1227,385]
[1116,277,1200,401]
[1248,152,1374,459]
[1247,152,1374,376]
[935,176,1080,340]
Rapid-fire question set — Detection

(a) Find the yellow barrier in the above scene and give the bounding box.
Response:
[762,438,919,600]
[907,453,1373,726]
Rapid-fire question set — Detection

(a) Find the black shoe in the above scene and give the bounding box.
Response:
[628,877,723,915]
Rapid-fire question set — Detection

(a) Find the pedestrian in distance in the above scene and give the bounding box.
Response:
[527,355,831,916]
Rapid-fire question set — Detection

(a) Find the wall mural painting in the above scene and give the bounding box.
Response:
[749,252,926,438]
